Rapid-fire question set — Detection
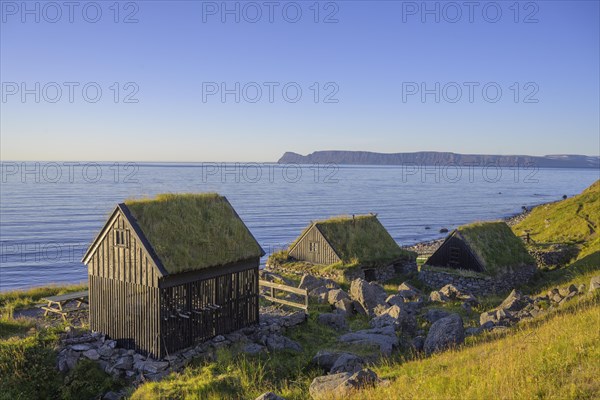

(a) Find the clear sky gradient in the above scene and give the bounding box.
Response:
[1,0,599,161]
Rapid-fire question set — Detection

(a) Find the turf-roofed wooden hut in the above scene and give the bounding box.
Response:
[82,193,264,358]
[425,221,534,274]
[288,214,414,281]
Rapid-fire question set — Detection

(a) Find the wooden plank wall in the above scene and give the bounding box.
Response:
[89,275,161,357]
[160,266,259,356]
[289,226,340,265]
[426,236,483,272]
[87,212,159,287]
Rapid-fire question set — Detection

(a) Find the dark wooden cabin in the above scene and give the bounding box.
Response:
[82,193,264,358]
[425,221,534,275]
[288,214,409,269]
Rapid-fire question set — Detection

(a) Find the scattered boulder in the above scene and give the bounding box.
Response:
[369,304,417,333]
[589,276,600,292]
[479,311,498,326]
[281,311,307,327]
[397,282,421,301]
[142,361,169,374]
[424,309,450,324]
[333,298,355,315]
[309,369,379,400]
[317,313,348,332]
[385,294,404,307]
[498,290,532,312]
[411,336,425,352]
[83,348,100,361]
[424,313,465,355]
[465,327,481,337]
[242,343,266,355]
[255,392,286,400]
[265,334,302,352]
[429,290,449,303]
[299,274,339,293]
[339,326,398,356]
[330,353,365,374]
[328,289,350,305]
[350,278,388,317]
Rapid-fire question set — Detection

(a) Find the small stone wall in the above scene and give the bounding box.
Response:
[418,265,536,296]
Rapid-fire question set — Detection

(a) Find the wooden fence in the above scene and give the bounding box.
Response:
[259,280,309,314]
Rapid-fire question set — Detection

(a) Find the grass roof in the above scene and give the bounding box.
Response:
[456,221,534,274]
[124,193,263,275]
[301,215,412,266]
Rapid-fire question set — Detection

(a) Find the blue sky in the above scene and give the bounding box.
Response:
[1,0,599,161]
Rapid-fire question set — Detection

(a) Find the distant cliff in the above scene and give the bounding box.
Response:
[278,151,600,168]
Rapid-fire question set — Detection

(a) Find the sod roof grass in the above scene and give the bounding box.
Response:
[124,193,263,274]
[455,221,534,274]
[294,215,412,266]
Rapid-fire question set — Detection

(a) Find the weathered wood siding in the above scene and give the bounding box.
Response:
[86,209,260,358]
[89,275,161,357]
[87,211,160,287]
[426,235,483,272]
[289,225,340,265]
[160,265,259,355]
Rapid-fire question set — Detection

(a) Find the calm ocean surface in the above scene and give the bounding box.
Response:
[0,162,598,291]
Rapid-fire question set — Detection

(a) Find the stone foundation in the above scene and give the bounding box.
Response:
[418,265,536,296]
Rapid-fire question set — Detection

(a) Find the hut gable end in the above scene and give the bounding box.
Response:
[288,223,341,265]
[83,206,163,287]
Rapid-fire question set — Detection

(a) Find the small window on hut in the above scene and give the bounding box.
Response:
[114,229,128,248]
[309,242,319,253]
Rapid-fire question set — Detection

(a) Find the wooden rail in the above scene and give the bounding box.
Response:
[259,280,309,314]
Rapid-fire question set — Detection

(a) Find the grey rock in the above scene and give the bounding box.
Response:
[213,335,226,342]
[328,289,350,305]
[102,391,123,400]
[266,335,302,352]
[299,274,339,293]
[143,361,170,374]
[424,309,450,323]
[312,351,345,371]
[330,353,365,374]
[282,311,307,327]
[558,284,578,297]
[424,313,465,355]
[242,343,266,355]
[317,313,348,332]
[411,336,425,352]
[498,289,531,312]
[333,298,355,315]
[255,392,286,400]
[369,305,402,330]
[71,344,91,351]
[479,311,498,326]
[98,345,114,358]
[339,326,398,356]
[113,355,133,370]
[309,369,378,400]
[385,294,405,307]
[429,290,449,303]
[349,278,388,317]
[83,349,100,361]
[465,327,481,336]
[589,276,600,292]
